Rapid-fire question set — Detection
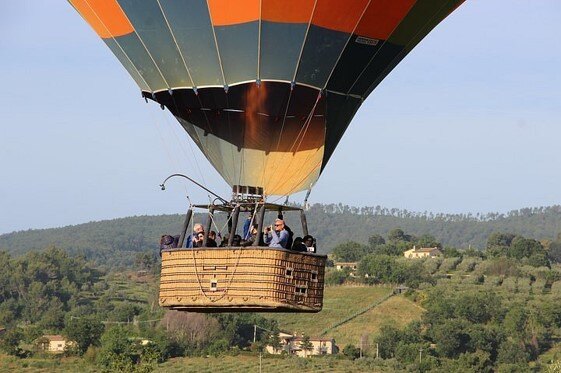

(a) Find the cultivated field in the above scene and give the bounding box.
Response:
[264,285,423,347]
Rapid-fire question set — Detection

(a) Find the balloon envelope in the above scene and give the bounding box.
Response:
[69,0,464,196]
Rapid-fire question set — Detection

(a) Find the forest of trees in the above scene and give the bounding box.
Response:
[3,224,561,371]
[3,204,561,268]
[0,247,280,371]
[328,228,561,287]
[3,205,561,371]
[326,230,561,371]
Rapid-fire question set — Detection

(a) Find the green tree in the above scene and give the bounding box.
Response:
[394,342,423,364]
[388,228,413,242]
[332,241,366,262]
[509,237,544,259]
[134,252,158,271]
[527,253,550,267]
[64,316,104,355]
[455,292,501,324]
[496,340,529,365]
[300,335,313,357]
[466,324,501,357]
[548,241,561,263]
[433,319,471,358]
[488,233,516,248]
[376,325,403,359]
[442,247,462,258]
[268,326,282,354]
[486,232,516,257]
[325,269,348,285]
[368,234,385,248]
[206,338,229,357]
[416,234,441,249]
[342,344,360,359]
[0,328,23,356]
[110,302,140,323]
[97,326,135,371]
[503,306,527,342]
[454,350,493,373]
[358,255,398,283]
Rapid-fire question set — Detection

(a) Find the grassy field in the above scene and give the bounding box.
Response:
[157,354,386,373]
[263,285,424,347]
[0,353,392,373]
[0,354,97,373]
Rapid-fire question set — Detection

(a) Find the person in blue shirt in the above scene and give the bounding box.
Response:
[242,214,252,240]
[265,219,289,249]
[185,223,204,248]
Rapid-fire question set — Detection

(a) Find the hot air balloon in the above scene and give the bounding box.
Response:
[69,0,465,312]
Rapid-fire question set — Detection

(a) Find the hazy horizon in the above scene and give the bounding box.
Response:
[3,201,561,236]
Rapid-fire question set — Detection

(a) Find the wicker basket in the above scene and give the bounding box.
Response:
[159,247,326,312]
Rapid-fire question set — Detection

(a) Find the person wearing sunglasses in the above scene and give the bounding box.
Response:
[265,219,289,249]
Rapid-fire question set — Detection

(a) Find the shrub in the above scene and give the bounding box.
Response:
[423,258,442,275]
[481,258,520,277]
[439,257,463,273]
[325,269,348,286]
[342,344,360,359]
[457,258,481,273]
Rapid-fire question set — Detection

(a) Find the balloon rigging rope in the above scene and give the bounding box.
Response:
[79,0,193,197]
[224,94,243,189]
[155,0,217,197]
[168,93,215,201]
[82,0,216,201]
[192,246,243,302]
[148,108,178,170]
[158,109,202,196]
[157,0,236,194]
[207,204,237,238]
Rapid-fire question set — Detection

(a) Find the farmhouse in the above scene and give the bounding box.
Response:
[36,335,74,353]
[266,331,338,357]
[403,246,442,259]
[334,262,358,271]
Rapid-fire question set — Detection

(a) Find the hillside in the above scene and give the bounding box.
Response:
[263,286,422,347]
[2,204,561,266]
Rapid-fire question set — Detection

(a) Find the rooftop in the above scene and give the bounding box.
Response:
[42,335,66,342]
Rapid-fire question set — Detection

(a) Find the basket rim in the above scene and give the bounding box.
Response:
[161,247,327,259]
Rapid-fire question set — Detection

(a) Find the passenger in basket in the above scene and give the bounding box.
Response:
[291,237,307,252]
[265,219,289,249]
[242,224,264,246]
[185,223,204,248]
[194,232,205,248]
[207,230,218,247]
[219,234,229,247]
[232,234,242,246]
[303,235,316,253]
[159,235,175,256]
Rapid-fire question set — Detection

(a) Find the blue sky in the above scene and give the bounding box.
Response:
[1,1,560,234]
